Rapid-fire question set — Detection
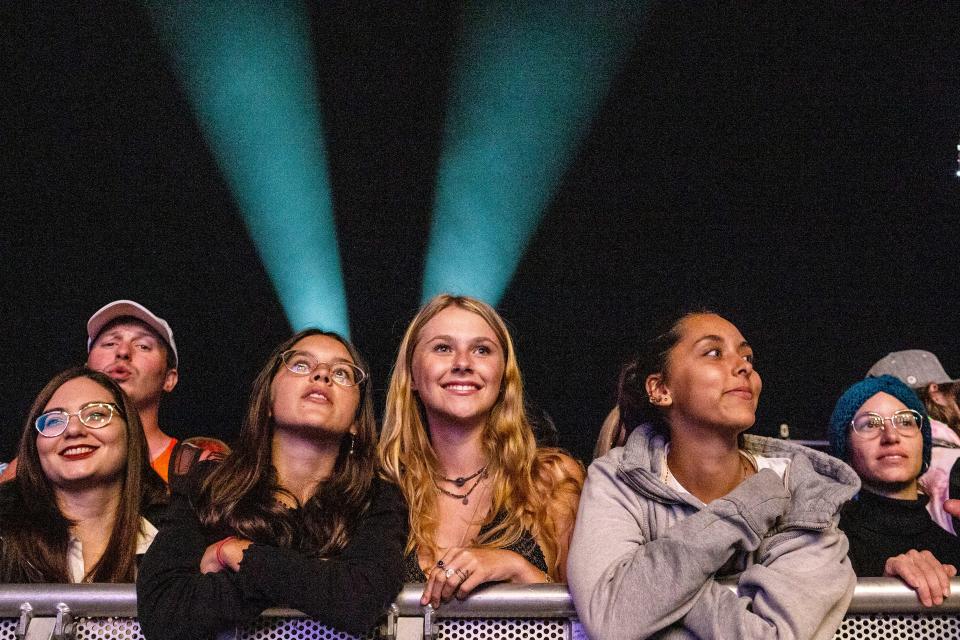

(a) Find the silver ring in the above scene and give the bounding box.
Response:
[444,567,455,579]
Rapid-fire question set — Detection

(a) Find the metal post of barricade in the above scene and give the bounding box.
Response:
[50,603,73,640]
[15,603,32,640]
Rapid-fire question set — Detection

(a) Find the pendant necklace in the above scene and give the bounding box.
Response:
[438,464,487,488]
[435,467,488,505]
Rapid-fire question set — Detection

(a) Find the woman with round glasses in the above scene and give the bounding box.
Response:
[829,374,960,606]
[568,311,859,640]
[378,294,583,608]
[0,367,166,582]
[137,329,408,639]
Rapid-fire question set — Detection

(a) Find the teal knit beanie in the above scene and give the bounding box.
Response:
[828,374,931,469]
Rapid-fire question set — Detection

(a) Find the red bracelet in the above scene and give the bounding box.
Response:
[215,536,236,569]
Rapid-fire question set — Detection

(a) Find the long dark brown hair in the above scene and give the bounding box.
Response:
[194,329,377,557]
[0,367,167,583]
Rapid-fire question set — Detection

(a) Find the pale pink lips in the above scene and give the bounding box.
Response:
[876,452,909,463]
[725,387,754,400]
[106,364,133,381]
[303,387,331,403]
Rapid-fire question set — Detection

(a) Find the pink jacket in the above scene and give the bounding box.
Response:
[919,419,960,535]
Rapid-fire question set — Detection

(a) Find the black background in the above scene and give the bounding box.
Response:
[3,2,958,463]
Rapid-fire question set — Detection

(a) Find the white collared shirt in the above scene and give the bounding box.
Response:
[67,517,158,583]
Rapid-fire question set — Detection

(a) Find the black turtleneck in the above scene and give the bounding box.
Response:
[839,490,960,576]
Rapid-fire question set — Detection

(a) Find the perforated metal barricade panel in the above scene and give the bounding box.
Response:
[0,618,16,640]
[75,617,145,640]
[835,614,960,639]
[436,618,568,640]
[72,617,378,640]
[235,617,377,640]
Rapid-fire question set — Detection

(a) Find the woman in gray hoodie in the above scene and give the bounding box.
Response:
[567,311,860,640]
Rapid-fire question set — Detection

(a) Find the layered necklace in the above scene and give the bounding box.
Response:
[434,465,488,505]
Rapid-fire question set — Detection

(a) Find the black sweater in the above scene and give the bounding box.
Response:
[136,468,408,639]
[839,490,960,577]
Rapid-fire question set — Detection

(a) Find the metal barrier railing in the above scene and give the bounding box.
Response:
[2,580,960,640]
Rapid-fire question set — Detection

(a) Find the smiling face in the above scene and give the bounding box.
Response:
[847,391,923,499]
[411,305,506,431]
[649,313,761,435]
[36,376,128,490]
[86,319,177,408]
[269,334,361,439]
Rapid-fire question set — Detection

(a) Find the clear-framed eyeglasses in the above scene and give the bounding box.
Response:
[35,402,124,438]
[279,350,367,387]
[850,409,923,439]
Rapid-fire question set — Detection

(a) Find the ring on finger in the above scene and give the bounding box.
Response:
[444,567,456,579]
[455,568,469,582]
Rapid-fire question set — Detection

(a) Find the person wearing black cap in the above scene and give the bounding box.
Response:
[829,375,960,607]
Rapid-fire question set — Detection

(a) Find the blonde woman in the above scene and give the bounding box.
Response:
[379,294,583,607]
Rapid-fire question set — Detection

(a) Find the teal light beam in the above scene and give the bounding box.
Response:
[146,1,349,335]
[422,2,646,304]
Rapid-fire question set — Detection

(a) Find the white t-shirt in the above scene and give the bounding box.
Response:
[662,446,791,496]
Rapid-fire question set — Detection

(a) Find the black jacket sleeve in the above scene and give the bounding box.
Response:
[136,473,409,640]
[233,480,409,632]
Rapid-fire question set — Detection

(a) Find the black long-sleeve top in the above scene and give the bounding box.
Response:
[839,489,960,576]
[136,466,409,640]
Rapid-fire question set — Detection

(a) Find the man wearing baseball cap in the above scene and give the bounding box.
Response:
[1,300,181,483]
[84,300,181,481]
[868,350,960,534]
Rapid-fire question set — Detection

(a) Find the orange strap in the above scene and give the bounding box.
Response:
[150,437,178,483]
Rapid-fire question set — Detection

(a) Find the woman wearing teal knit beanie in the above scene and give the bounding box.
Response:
[830,374,960,607]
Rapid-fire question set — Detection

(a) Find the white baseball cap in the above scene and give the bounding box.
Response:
[87,300,178,366]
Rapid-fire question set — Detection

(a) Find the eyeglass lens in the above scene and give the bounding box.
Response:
[281,351,363,386]
[35,403,115,436]
[853,411,921,435]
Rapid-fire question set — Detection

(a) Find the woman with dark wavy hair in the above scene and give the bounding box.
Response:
[0,367,166,582]
[138,329,408,639]
[568,311,859,640]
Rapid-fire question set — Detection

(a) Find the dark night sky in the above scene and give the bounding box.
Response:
[2,2,958,463]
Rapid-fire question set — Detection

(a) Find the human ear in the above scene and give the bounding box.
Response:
[645,373,672,407]
[163,368,179,393]
[929,384,950,408]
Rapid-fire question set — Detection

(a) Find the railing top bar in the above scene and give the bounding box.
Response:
[0,584,136,616]
[0,579,958,617]
[393,583,576,617]
[845,577,960,613]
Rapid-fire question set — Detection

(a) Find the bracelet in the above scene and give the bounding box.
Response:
[215,536,236,569]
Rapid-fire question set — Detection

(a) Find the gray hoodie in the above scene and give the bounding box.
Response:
[567,425,860,640]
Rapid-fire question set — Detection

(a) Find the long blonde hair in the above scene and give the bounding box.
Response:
[378,294,580,577]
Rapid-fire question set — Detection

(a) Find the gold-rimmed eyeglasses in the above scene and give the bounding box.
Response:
[35,402,124,438]
[279,350,367,387]
[850,410,923,439]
